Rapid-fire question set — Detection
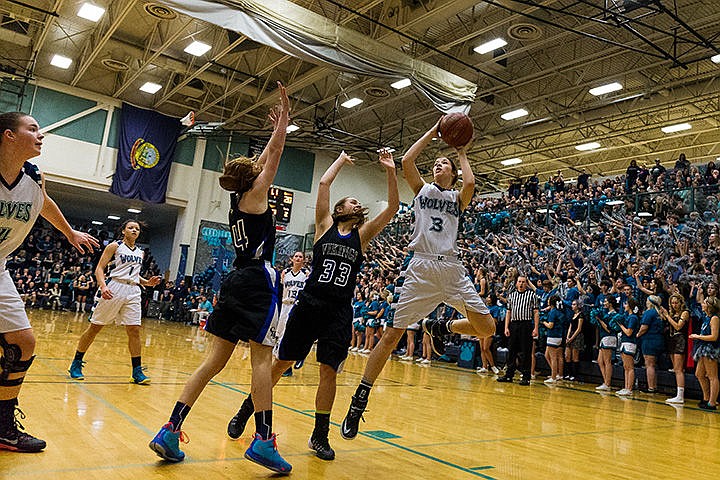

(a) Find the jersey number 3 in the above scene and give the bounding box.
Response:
[318,259,351,287]
[429,217,444,232]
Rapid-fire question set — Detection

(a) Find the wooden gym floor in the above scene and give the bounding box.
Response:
[1,309,718,479]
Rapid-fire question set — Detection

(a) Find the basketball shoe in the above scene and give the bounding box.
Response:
[149,422,187,462]
[244,433,292,474]
[227,397,254,439]
[0,402,46,452]
[340,394,367,440]
[68,359,85,380]
[131,366,150,385]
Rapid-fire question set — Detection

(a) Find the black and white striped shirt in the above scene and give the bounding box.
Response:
[507,289,539,322]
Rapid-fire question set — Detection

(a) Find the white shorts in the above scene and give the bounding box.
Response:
[600,335,618,349]
[621,342,637,355]
[392,254,489,329]
[90,280,142,326]
[546,337,563,347]
[0,269,30,333]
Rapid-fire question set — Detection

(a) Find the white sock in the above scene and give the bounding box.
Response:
[677,387,684,399]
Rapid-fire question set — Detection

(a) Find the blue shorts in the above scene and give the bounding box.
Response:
[640,334,664,356]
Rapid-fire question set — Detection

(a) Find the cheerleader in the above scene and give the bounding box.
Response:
[637,295,665,394]
[592,296,621,391]
[616,298,639,396]
[657,293,690,404]
[689,297,720,410]
[543,295,565,384]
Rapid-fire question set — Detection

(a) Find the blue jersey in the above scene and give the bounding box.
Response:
[546,308,565,338]
[620,313,639,343]
[641,309,663,336]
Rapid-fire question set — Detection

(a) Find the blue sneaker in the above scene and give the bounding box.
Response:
[149,423,188,462]
[244,433,292,474]
[131,366,151,385]
[68,359,85,380]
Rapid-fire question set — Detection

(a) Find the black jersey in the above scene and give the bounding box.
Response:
[303,223,364,302]
[229,192,275,267]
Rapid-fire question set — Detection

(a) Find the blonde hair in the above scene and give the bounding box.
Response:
[219,156,261,193]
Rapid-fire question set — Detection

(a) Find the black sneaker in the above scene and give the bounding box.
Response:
[227,399,254,440]
[0,406,46,453]
[497,376,513,383]
[698,400,709,409]
[308,435,335,460]
[420,318,446,356]
[294,359,304,369]
[340,395,367,440]
[699,402,717,411]
[519,377,531,386]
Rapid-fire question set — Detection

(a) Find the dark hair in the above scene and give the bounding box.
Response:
[118,219,144,238]
[332,197,368,228]
[548,294,560,307]
[219,155,261,193]
[605,295,619,310]
[436,157,459,186]
[0,112,29,145]
[626,297,638,313]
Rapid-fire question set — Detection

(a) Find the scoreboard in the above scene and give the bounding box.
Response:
[269,186,293,224]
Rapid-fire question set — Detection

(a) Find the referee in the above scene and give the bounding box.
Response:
[498,276,539,385]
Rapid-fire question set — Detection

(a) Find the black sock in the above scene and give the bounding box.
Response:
[131,356,141,368]
[168,402,191,431]
[74,351,85,362]
[354,379,373,403]
[313,412,330,437]
[255,410,272,440]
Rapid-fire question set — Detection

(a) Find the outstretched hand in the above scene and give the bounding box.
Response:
[269,81,290,128]
[378,148,395,170]
[338,150,355,166]
[68,229,100,254]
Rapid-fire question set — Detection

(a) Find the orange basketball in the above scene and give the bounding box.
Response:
[438,113,474,148]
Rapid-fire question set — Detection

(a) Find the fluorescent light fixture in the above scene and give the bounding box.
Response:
[390,78,411,89]
[341,97,363,108]
[500,157,522,166]
[589,82,623,96]
[661,123,692,134]
[474,38,507,54]
[139,82,162,94]
[638,212,652,217]
[50,54,72,69]
[501,108,528,121]
[712,54,720,64]
[607,200,624,206]
[127,208,142,214]
[575,142,601,151]
[107,215,121,220]
[184,41,211,57]
[77,3,105,22]
[91,220,103,225]
[286,124,300,133]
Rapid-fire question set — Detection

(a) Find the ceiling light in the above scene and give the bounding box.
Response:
[661,123,692,134]
[712,54,720,64]
[184,41,211,57]
[91,220,103,225]
[77,3,105,22]
[607,200,624,206]
[474,38,507,54]
[50,54,72,69]
[575,142,601,151]
[589,82,623,96]
[139,82,162,94]
[501,108,528,121]
[500,158,522,166]
[127,208,142,214]
[391,78,411,89]
[341,97,363,108]
[107,215,121,220]
[286,124,300,133]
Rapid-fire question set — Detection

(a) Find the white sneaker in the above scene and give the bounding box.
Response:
[530,375,536,380]
[544,377,556,384]
[360,348,370,354]
[616,388,633,396]
[421,358,431,364]
[595,384,610,391]
[415,357,423,362]
[491,366,500,375]
[477,367,488,374]
[665,396,685,404]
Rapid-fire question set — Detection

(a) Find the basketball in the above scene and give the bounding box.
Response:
[438,113,474,148]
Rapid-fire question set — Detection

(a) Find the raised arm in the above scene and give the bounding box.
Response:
[359,149,399,249]
[244,82,290,205]
[456,143,475,210]
[315,151,354,241]
[402,119,441,195]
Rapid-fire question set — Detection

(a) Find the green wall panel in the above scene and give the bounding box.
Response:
[51,109,107,144]
[276,147,314,193]
[174,137,196,165]
[107,108,121,148]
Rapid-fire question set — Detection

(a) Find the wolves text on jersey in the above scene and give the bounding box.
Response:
[417,195,459,218]
[0,201,33,222]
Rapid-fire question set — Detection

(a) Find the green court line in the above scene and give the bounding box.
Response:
[200,375,497,479]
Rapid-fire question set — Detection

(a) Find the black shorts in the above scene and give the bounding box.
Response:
[666,334,687,355]
[277,292,352,371]
[205,262,280,346]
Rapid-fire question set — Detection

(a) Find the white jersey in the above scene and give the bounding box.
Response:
[0,162,44,263]
[408,182,461,257]
[108,241,144,284]
[282,267,309,304]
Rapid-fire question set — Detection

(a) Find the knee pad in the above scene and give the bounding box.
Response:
[0,334,35,387]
